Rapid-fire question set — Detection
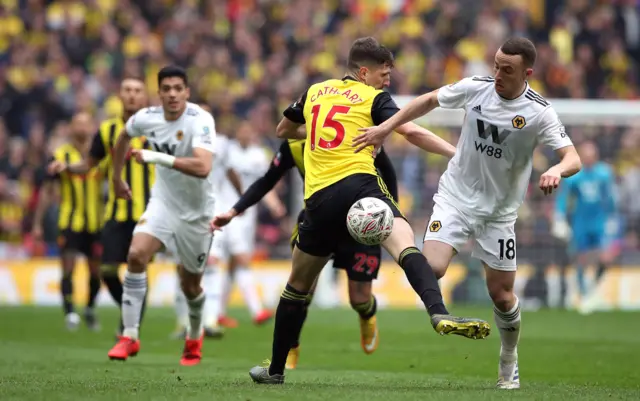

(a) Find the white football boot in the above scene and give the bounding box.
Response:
[497,351,520,389]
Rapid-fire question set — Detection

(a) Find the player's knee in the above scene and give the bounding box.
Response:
[348,281,372,305]
[180,280,202,299]
[127,246,150,271]
[422,241,454,279]
[486,280,516,312]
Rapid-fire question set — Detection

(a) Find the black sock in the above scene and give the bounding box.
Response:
[398,247,448,316]
[87,275,101,308]
[292,292,313,349]
[352,295,377,320]
[269,284,308,376]
[61,272,74,315]
[101,266,123,306]
[596,262,607,281]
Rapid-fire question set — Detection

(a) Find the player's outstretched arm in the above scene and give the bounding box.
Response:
[353,90,441,151]
[395,122,456,159]
[32,180,56,240]
[230,140,295,216]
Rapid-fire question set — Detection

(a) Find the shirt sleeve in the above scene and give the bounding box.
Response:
[371,92,400,126]
[282,90,308,124]
[125,110,144,138]
[436,77,478,109]
[233,141,295,213]
[191,113,217,153]
[89,130,107,161]
[537,107,573,150]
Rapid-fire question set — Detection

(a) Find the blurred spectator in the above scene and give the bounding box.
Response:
[0,0,639,259]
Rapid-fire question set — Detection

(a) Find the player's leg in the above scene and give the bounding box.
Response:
[58,232,79,331]
[375,187,489,339]
[207,232,236,329]
[108,201,169,360]
[335,243,380,354]
[229,218,272,324]
[199,262,224,338]
[172,265,189,339]
[83,234,103,332]
[473,220,520,389]
[174,219,214,366]
[286,275,319,370]
[177,264,206,366]
[250,198,335,384]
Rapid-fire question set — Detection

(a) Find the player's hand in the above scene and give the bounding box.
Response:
[539,166,562,195]
[130,149,145,164]
[113,178,132,200]
[47,160,67,175]
[353,126,392,153]
[210,209,238,231]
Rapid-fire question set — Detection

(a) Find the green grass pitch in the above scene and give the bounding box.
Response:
[1,306,639,400]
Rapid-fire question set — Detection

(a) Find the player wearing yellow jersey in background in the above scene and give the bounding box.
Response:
[248,37,490,384]
[33,112,105,331]
[48,78,151,336]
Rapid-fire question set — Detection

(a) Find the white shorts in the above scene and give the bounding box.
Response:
[423,196,517,271]
[134,198,213,274]
[211,214,256,261]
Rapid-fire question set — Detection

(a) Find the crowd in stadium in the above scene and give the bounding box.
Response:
[1,0,640,260]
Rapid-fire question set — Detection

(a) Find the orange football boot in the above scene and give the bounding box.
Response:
[180,336,203,366]
[253,310,273,326]
[108,336,140,361]
[218,316,239,328]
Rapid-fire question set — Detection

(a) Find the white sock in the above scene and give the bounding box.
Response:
[202,267,222,328]
[235,267,263,316]
[174,278,189,328]
[186,291,205,340]
[219,268,232,317]
[493,296,521,361]
[122,271,147,340]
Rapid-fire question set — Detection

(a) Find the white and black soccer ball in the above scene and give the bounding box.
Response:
[346,197,394,246]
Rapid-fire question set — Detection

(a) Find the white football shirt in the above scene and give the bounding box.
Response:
[436,76,573,221]
[125,102,217,220]
[219,140,270,219]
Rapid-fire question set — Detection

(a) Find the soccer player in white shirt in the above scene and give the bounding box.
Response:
[210,121,285,327]
[107,66,218,366]
[172,104,244,339]
[355,37,582,389]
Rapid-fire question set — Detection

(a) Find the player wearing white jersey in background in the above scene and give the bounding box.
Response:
[173,104,244,339]
[210,121,285,327]
[107,66,218,366]
[355,37,582,389]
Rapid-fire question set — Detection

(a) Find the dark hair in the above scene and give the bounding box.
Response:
[500,37,537,68]
[157,65,188,87]
[347,37,394,70]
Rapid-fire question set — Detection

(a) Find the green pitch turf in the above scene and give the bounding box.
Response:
[1,306,639,401]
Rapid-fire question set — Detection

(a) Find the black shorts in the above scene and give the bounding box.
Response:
[101,220,137,264]
[292,209,382,282]
[58,230,102,260]
[297,173,403,267]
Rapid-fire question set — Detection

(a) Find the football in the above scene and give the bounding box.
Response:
[346,197,394,246]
